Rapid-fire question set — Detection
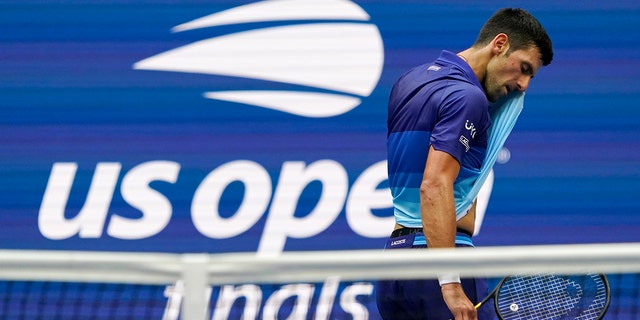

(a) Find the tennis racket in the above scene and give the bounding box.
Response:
[475,273,610,320]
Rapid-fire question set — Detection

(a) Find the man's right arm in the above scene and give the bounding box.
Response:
[420,146,477,319]
[420,146,459,249]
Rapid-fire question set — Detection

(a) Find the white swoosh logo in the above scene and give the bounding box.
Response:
[172,0,371,32]
[133,0,384,118]
[205,91,361,118]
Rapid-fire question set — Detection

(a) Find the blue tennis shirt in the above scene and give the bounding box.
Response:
[387,50,491,227]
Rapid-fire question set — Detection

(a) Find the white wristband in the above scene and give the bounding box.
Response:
[437,273,461,286]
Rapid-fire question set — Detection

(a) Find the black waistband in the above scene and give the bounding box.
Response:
[391,227,472,238]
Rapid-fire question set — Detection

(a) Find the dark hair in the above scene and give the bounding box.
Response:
[474,8,553,66]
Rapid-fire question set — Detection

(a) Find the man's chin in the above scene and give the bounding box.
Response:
[488,89,509,102]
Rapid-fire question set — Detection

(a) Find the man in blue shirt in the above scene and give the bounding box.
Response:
[377,8,553,320]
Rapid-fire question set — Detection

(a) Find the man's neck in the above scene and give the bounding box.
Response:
[457,47,491,83]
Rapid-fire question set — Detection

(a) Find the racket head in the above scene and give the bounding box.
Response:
[493,273,610,320]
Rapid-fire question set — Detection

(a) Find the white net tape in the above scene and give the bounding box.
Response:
[1,242,639,320]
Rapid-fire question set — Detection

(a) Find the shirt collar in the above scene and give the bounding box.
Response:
[437,50,483,89]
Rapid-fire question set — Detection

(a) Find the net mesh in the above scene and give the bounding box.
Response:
[0,243,639,320]
[0,281,166,320]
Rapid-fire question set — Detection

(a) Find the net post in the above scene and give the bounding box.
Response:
[180,254,210,320]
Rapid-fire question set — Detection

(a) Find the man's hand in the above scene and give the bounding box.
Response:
[441,283,477,320]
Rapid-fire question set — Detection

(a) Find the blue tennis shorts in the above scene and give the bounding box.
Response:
[375,229,494,320]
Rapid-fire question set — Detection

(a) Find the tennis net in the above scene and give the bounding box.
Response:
[0,243,639,319]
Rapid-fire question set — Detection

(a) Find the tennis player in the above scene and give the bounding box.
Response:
[376,8,553,320]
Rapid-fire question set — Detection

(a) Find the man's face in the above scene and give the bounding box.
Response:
[484,46,543,102]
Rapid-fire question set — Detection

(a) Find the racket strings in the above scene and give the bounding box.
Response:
[577,279,608,320]
[498,276,578,319]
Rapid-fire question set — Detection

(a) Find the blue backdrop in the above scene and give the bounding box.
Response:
[2,0,640,252]
[2,1,640,319]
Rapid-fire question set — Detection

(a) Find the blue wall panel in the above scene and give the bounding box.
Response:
[2,0,639,255]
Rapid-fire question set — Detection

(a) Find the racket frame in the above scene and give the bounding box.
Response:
[476,273,611,320]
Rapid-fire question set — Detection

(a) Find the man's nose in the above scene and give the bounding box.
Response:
[517,76,531,92]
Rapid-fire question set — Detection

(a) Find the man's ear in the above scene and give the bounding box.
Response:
[492,33,510,55]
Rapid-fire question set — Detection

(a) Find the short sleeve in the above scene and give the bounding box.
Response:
[430,85,488,163]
